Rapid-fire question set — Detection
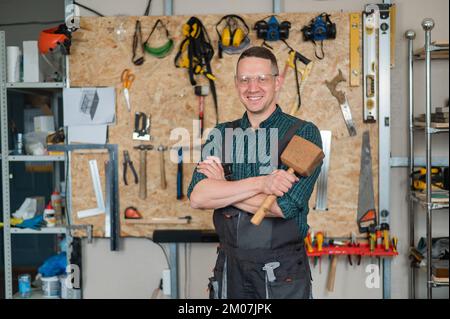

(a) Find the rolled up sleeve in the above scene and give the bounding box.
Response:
[187,124,225,200]
[276,122,323,220]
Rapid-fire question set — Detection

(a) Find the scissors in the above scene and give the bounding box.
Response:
[121,69,135,112]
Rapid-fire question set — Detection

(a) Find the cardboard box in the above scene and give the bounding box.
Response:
[34,115,55,133]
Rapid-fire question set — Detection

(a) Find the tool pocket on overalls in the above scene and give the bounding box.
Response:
[267,254,311,299]
[213,207,241,246]
[209,249,227,299]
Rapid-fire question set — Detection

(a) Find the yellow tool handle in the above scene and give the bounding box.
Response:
[383,230,390,251]
[317,232,324,252]
[305,236,314,253]
[251,167,295,225]
[392,237,398,253]
[327,255,338,292]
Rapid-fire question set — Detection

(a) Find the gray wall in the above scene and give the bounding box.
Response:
[0,0,64,46]
[2,0,448,299]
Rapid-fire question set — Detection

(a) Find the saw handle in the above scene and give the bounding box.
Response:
[251,167,295,226]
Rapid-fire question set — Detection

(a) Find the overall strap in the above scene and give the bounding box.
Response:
[221,119,241,180]
[278,118,305,158]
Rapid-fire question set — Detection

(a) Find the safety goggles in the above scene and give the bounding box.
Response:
[235,73,278,87]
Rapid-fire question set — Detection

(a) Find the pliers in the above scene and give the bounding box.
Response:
[348,232,361,266]
[123,150,138,185]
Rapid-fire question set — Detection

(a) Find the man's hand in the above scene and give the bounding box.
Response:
[261,169,299,197]
[196,156,225,180]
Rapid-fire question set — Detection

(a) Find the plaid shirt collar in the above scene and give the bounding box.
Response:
[240,105,283,130]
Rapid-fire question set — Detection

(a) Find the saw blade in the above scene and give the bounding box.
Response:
[340,98,357,136]
[357,131,376,233]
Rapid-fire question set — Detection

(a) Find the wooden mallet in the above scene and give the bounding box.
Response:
[251,135,324,225]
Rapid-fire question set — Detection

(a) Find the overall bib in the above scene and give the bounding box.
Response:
[208,119,312,299]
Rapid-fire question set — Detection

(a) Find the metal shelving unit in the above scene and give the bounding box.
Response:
[10,227,68,235]
[1,30,70,299]
[7,155,66,162]
[406,20,449,299]
[5,82,64,89]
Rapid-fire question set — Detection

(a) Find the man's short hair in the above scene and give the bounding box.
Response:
[236,46,279,75]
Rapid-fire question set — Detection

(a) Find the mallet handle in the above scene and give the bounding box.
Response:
[251,167,295,225]
[160,150,167,190]
[327,255,338,292]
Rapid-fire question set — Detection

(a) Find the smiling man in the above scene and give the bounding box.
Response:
[187,46,322,299]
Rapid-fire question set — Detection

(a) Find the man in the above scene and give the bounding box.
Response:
[187,46,322,299]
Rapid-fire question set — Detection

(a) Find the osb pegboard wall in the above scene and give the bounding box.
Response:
[69,12,378,238]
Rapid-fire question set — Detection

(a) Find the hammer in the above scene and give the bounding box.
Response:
[194,85,209,137]
[134,144,154,199]
[157,144,168,190]
[251,135,324,225]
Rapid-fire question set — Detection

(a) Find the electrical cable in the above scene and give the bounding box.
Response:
[187,243,191,298]
[143,0,152,16]
[64,149,71,228]
[132,20,145,65]
[73,1,105,17]
[184,243,191,298]
[0,20,64,27]
[147,237,171,269]
[184,243,187,298]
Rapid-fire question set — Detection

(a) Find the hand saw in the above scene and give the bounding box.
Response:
[325,69,357,136]
[357,131,377,233]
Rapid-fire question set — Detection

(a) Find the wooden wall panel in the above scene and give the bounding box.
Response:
[69,12,378,238]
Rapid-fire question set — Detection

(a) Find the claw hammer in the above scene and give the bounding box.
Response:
[157,145,168,190]
[134,144,154,199]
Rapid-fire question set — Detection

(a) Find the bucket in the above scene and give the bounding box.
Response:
[60,275,81,299]
[41,276,60,298]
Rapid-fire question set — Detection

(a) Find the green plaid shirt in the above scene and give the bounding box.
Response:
[187,106,323,239]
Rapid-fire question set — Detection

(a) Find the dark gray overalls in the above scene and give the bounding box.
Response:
[208,119,312,299]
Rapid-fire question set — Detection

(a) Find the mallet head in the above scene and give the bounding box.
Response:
[280,135,324,176]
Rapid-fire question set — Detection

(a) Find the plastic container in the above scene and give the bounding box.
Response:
[18,274,31,298]
[23,131,47,155]
[60,275,69,299]
[60,275,81,299]
[41,276,60,298]
[43,203,56,227]
[51,191,62,224]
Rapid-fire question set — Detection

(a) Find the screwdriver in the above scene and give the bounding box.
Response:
[381,223,390,251]
[391,237,398,253]
[316,232,324,274]
[368,225,376,252]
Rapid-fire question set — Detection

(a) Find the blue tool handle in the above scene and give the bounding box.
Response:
[177,148,183,200]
